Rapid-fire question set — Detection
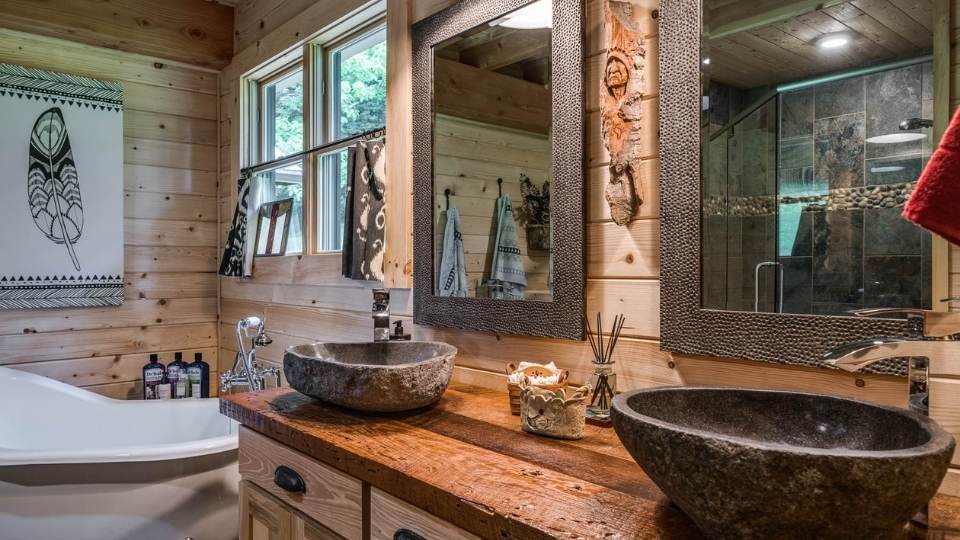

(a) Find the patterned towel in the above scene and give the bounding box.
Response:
[218,175,252,277]
[342,140,386,281]
[438,208,467,297]
[486,195,527,300]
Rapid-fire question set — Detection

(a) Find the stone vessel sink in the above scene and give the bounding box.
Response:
[283,341,456,412]
[611,387,955,539]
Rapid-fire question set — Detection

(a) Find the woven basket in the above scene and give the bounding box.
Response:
[505,363,568,415]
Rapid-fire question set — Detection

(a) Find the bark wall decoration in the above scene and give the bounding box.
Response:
[600,0,646,226]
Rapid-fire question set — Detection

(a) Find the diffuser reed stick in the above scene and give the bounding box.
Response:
[584,313,625,422]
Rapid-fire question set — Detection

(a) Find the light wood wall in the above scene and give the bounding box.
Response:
[0,2,229,398]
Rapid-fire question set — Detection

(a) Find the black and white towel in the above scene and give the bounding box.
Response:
[218,175,252,277]
[342,140,386,281]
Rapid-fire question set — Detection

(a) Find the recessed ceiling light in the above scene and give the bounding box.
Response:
[866,133,928,144]
[702,57,711,65]
[816,33,850,50]
[492,0,552,29]
[870,166,906,173]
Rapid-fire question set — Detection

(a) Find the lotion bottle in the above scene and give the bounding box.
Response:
[142,354,165,400]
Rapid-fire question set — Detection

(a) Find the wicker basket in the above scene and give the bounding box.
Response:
[506,363,568,415]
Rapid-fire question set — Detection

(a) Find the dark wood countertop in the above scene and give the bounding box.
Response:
[221,384,960,540]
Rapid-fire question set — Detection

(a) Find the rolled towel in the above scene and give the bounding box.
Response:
[902,108,960,245]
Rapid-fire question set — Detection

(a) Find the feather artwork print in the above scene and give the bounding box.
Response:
[27,107,83,271]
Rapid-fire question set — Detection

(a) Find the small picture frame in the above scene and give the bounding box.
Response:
[254,198,294,257]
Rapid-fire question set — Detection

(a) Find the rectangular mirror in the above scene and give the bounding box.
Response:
[700,1,937,316]
[412,0,584,339]
[658,0,944,371]
[431,5,554,302]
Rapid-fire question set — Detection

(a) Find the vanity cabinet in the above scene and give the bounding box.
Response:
[237,426,473,540]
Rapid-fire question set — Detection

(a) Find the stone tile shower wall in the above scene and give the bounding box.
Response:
[778,62,933,315]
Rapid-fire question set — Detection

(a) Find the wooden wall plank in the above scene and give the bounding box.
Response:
[125,272,218,299]
[0,28,218,94]
[124,110,218,145]
[0,0,233,69]
[0,322,218,365]
[0,298,216,335]
[124,193,218,222]
[125,137,217,171]
[8,347,218,387]
[125,247,218,272]
[124,219,219,247]
[124,164,219,196]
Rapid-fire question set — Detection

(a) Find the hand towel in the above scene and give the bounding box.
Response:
[902,108,960,245]
[342,140,386,281]
[218,175,252,277]
[486,195,527,300]
[438,207,468,297]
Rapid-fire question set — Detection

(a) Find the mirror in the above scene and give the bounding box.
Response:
[431,1,554,302]
[412,0,584,340]
[700,1,937,315]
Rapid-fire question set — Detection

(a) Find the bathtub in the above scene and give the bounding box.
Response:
[0,366,240,540]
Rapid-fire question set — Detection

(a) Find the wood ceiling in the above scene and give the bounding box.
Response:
[704,0,933,89]
[436,26,551,85]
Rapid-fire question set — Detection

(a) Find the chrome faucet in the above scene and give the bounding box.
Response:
[373,289,391,342]
[220,316,282,394]
[821,303,960,416]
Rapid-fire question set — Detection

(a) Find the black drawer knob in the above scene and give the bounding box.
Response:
[274,465,306,494]
[394,529,426,540]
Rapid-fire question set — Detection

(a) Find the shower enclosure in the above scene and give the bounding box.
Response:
[702,59,934,315]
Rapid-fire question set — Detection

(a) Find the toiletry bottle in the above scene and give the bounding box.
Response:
[142,354,165,400]
[168,352,188,399]
[187,352,210,398]
[157,369,172,400]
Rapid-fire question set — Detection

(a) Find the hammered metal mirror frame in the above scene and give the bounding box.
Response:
[658,0,913,375]
[412,0,585,340]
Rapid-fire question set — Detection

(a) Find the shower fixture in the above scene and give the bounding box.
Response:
[900,118,934,130]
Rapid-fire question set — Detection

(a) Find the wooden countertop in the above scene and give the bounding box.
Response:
[221,384,960,540]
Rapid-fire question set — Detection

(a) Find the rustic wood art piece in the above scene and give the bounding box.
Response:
[0,64,124,309]
[253,198,293,258]
[520,384,590,440]
[600,0,646,226]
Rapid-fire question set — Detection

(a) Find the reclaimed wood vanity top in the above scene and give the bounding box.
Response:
[221,384,960,539]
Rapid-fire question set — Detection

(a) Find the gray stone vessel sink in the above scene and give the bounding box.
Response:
[611,387,955,539]
[283,341,456,412]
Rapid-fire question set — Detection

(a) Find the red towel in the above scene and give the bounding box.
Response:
[902,108,960,245]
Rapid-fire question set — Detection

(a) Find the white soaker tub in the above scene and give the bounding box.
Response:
[0,366,240,540]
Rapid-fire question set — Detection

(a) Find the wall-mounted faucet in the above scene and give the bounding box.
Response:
[821,302,960,416]
[220,316,282,394]
[373,289,391,342]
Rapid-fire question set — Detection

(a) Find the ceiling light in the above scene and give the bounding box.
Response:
[866,133,928,144]
[870,166,905,173]
[492,0,552,29]
[816,33,850,50]
[702,57,711,65]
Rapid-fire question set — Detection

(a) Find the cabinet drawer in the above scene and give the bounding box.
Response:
[239,427,363,540]
[370,488,479,540]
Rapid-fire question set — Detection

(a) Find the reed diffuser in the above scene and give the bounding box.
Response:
[584,313,625,423]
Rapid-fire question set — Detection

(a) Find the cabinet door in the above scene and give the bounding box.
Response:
[240,480,294,540]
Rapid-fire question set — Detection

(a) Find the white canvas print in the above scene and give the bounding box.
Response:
[0,64,124,309]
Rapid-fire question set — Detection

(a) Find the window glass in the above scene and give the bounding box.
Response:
[262,67,304,160]
[316,149,350,251]
[332,28,387,139]
[255,162,304,254]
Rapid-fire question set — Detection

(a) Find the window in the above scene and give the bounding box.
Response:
[245,20,386,256]
[316,24,387,251]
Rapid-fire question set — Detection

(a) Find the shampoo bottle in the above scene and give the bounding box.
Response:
[142,354,165,400]
[168,352,188,399]
[187,352,210,398]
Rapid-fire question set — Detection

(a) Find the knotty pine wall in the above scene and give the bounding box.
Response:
[0,0,232,399]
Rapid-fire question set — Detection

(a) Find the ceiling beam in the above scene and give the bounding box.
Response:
[707,0,849,39]
[458,28,551,72]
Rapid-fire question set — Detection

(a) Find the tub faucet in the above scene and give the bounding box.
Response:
[821,303,960,416]
[373,288,391,342]
[220,316,282,394]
